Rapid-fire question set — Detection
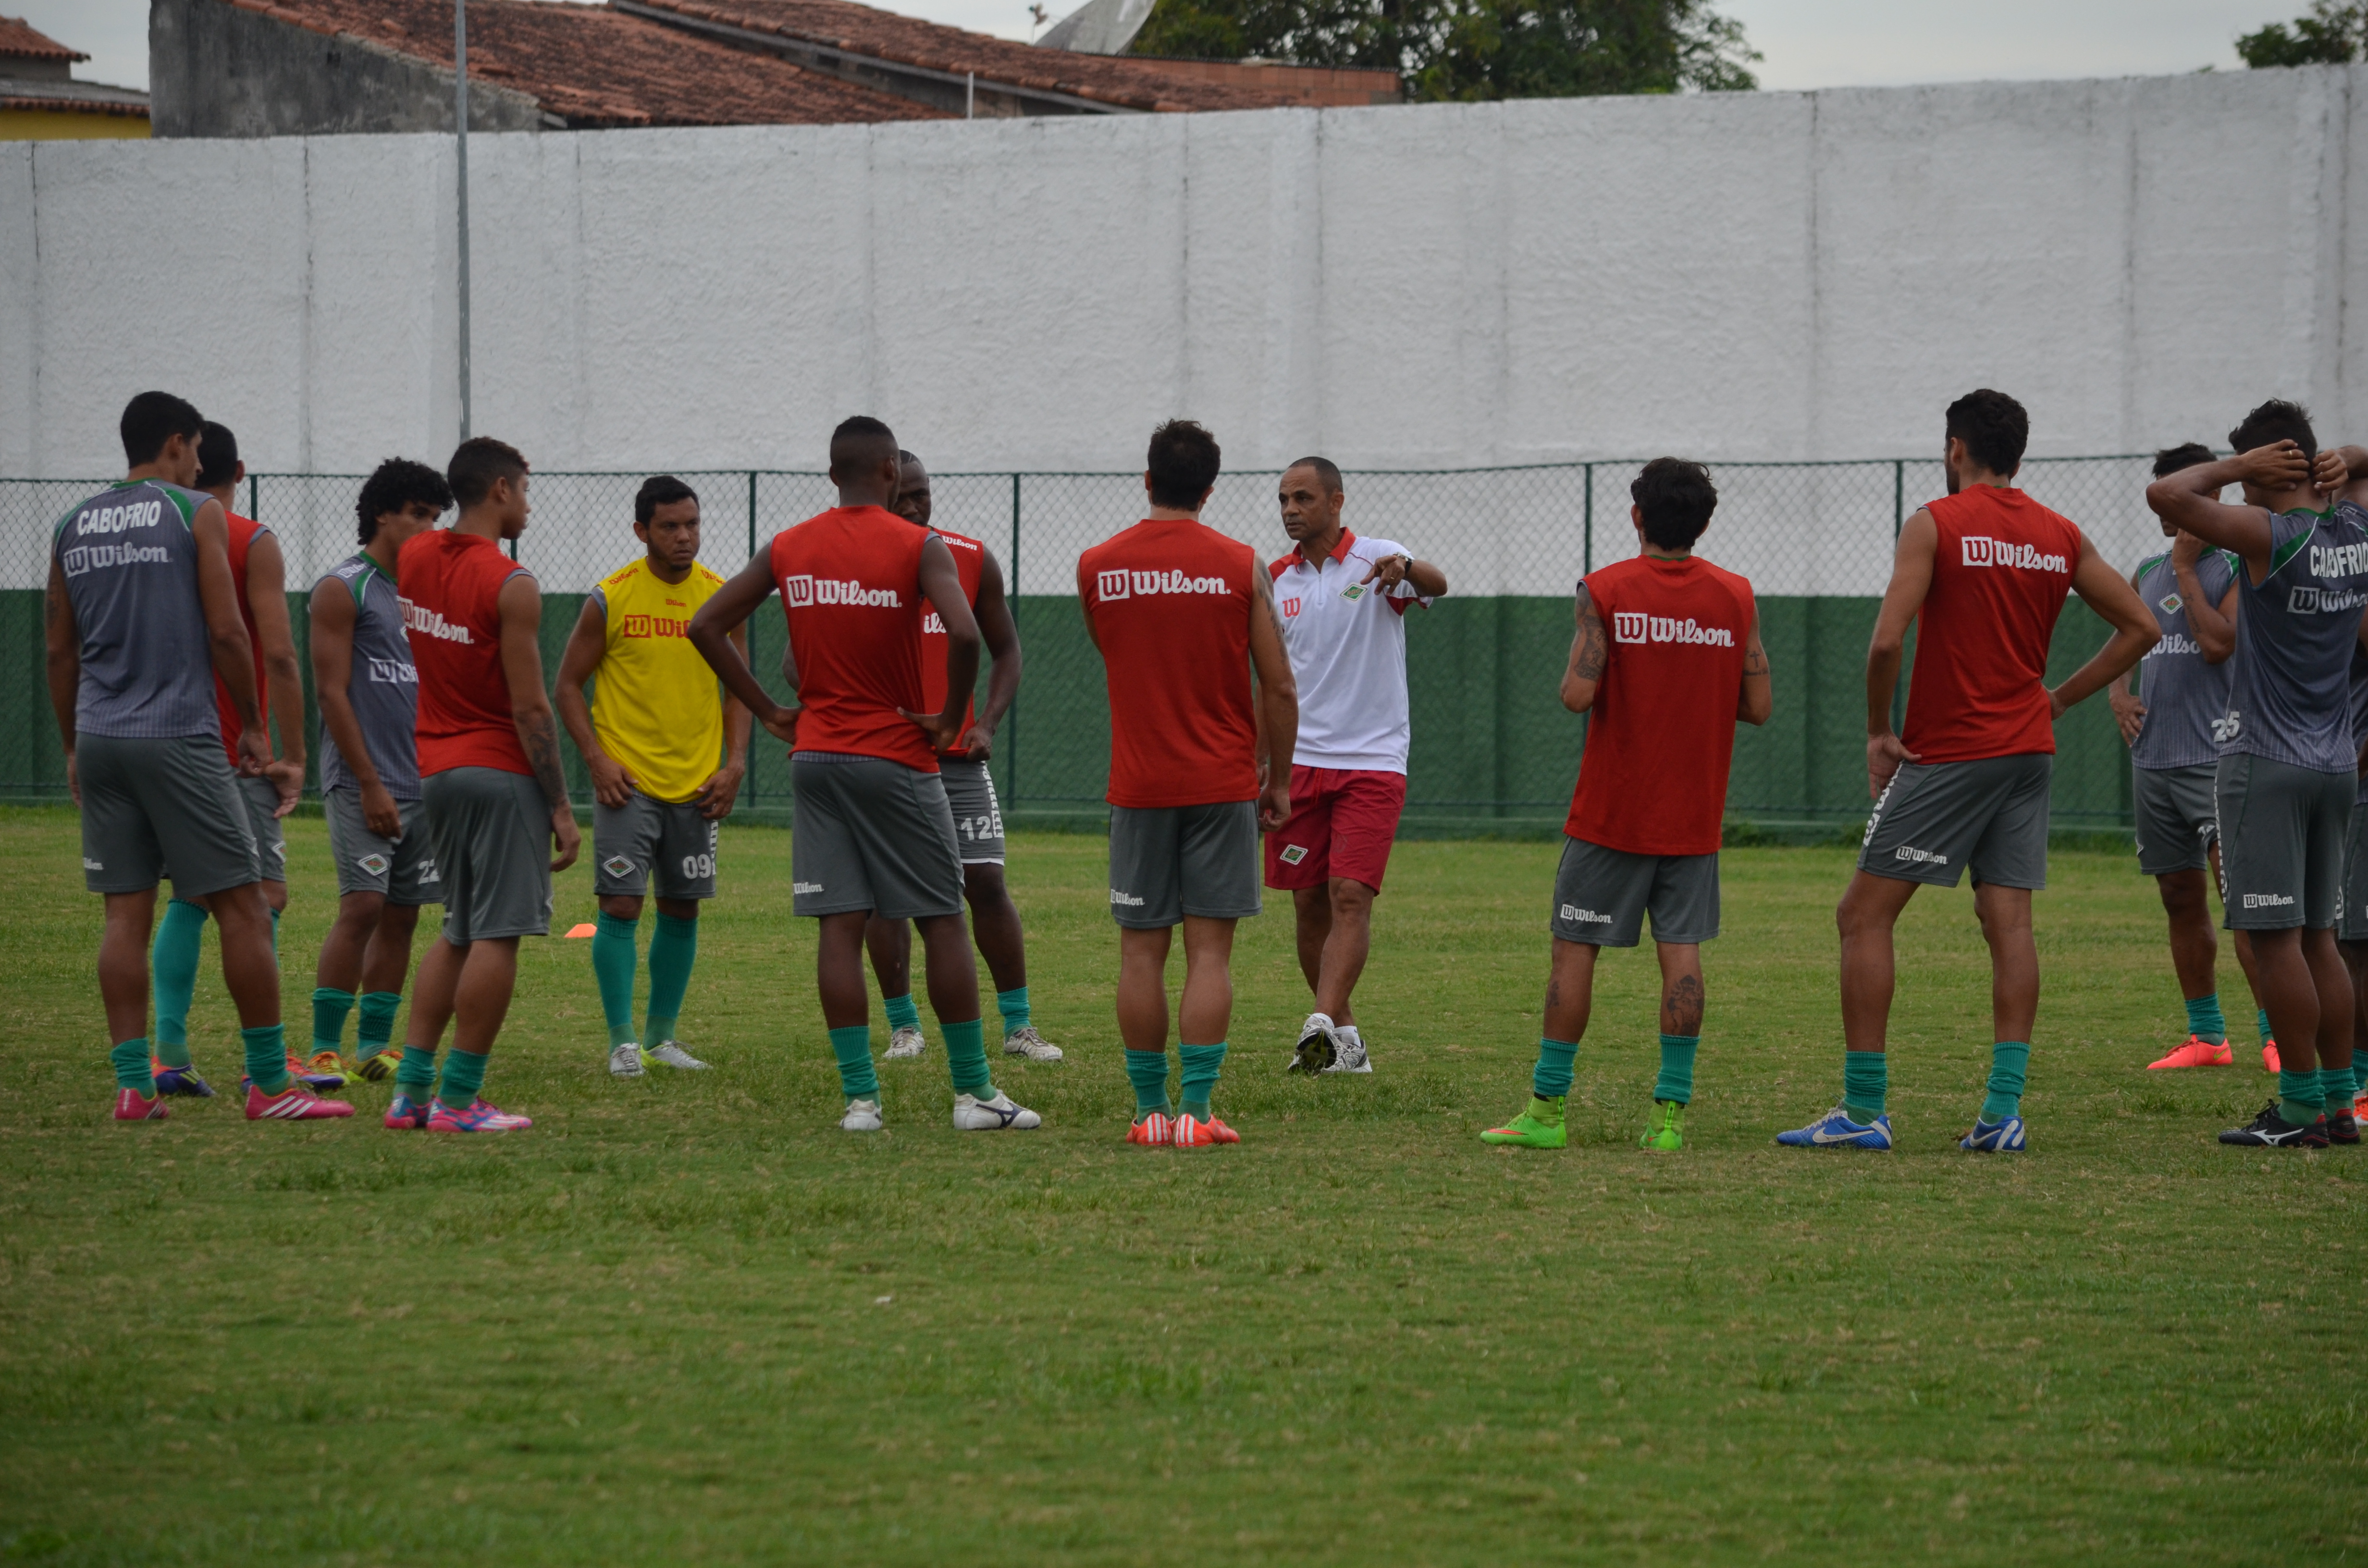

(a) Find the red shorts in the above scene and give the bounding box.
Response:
[1263,766,1408,893]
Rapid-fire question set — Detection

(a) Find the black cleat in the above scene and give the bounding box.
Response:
[2219,1100,2328,1148]
[2322,1108,2360,1145]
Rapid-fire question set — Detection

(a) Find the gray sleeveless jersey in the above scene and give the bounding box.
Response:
[2352,645,2368,802]
[317,553,422,800]
[52,479,219,740]
[2224,501,2368,772]
[2130,547,2240,769]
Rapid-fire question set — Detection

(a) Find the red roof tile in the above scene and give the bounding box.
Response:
[222,0,945,126]
[0,13,88,64]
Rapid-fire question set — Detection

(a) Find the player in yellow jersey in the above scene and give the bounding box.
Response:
[556,476,752,1078]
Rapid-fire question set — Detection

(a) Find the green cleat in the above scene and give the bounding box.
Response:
[1481,1095,1567,1149]
[1639,1099,1685,1152]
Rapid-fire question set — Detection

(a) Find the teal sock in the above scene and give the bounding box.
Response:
[642,912,698,1045]
[1981,1041,2030,1122]
[883,991,922,1036]
[1179,1042,1227,1119]
[435,1046,487,1112]
[395,1044,439,1094]
[1842,1051,1887,1123]
[150,896,208,1063]
[996,986,1032,1039]
[110,1037,154,1096]
[2183,992,2227,1046]
[1654,1034,1699,1105]
[1532,1038,1578,1100]
[356,992,402,1058]
[1123,1047,1172,1118]
[943,1017,993,1100]
[2278,1066,2324,1127]
[2322,1066,2356,1114]
[242,1023,289,1096]
[591,911,640,1047]
[2259,1007,2276,1045]
[310,987,356,1054]
[829,1024,879,1102]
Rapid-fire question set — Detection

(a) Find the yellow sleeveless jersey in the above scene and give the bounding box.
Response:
[591,558,728,803]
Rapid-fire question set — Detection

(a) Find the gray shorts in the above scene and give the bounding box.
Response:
[76,733,259,897]
[235,775,288,885]
[942,759,1006,866]
[2134,763,2218,877]
[2342,797,2368,943]
[789,753,964,920]
[1549,835,1719,947]
[2216,751,2352,932]
[1857,753,2052,890]
[1108,800,1262,929]
[595,790,718,901]
[325,787,441,905]
[423,767,554,943]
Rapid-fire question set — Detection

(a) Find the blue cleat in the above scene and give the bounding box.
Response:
[1775,1104,1893,1150]
[151,1061,215,1098]
[1961,1115,2026,1152]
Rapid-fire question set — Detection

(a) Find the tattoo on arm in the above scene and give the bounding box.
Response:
[1572,587,1607,681]
[1743,640,1769,676]
[521,710,569,810]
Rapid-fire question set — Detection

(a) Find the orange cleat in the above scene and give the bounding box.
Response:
[1173,1112,1240,1148]
[1127,1113,1173,1147]
[2148,1036,2233,1069]
[2263,1040,2281,1074]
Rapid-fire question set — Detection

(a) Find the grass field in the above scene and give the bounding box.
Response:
[0,804,2361,1566]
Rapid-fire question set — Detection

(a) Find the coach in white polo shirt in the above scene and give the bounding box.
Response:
[1269,456,1448,1076]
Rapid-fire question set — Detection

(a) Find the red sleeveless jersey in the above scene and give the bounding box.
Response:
[211,512,271,766]
[1902,486,2081,762]
[771,506,936,772]
[1080,517,1259,809]
[1564,553,1756,856]
[918,526,986,758]
[399,528,532,777]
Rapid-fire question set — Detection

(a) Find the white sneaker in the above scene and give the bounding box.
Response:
[608,1042,644,1078]
[1323,1026,1372,1074]
[645,1041,709,1070]
[952,1091,1041,1130]
[840,1097,883,1132]
[1002,1025,1064,1062]
[883,1026,926,1060]
[1287,1012,1336,1073]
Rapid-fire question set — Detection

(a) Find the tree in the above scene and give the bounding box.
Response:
[1128,0,1759,100]
[2237,0,2368,66]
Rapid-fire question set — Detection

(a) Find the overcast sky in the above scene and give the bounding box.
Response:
[9,0,2298,93]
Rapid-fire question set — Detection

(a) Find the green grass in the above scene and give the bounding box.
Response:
[0,806,2360,1565]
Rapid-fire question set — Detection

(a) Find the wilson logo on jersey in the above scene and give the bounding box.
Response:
[2287,585,2368,615]
[923,611,946,635]
[74,500,163,536]
[782,575,901,609]
[1960,536,2067,572]
[1611,611,1735,648]
[620,614,689,639]
[59,543,168,576]
[1096,569,1230,601]
[1282,597,1302,618]
[364,658,417,685]
[400,599,474,644]
[2148,632,2201,657]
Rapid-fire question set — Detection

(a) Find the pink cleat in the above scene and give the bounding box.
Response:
[2263,1039,2281,1074]
[2148,1036,2233,1070]
[383,1092,434,1130]
[426,1099,532,1133]
[113,1088,168,1121]
[245,1080,355,1121]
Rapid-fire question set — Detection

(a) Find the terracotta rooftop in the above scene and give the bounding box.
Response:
[222,0,944,126]
[0,14,87,63]
[622,0,1307,113]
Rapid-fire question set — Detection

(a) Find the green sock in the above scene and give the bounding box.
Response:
[150,896,208,1064]
[996,986,1032,1039]
[2322,1066,2356,1114]
[1123,1047,1172,1118]
[310,988,356,1054]
[1981,1041,2030,1122]
[110,1037,154,1096]
[1842,1051,1887,1123]
[591,911,640,1047]
[828,1024,878,1102]
[436,1046,487,1111]
[943,1017,993,1100]
[1179,1042,1226,1120]
[883,991,922,1036]
[2183,992,2226,1045]
[642,912,697,1046]
[2278,1066,2324,1127]
[395,1044,439,1094]
[357,992,402,1059]
[242,1023,289,1096]
[1654,1034,1699,1105]
[1532,1038,1577,1100]
[2259,1007,2276,1045]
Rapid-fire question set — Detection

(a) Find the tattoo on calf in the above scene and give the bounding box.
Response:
[1663,972,1705,1037]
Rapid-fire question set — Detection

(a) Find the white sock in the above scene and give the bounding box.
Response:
[1336,1024,1361,1045]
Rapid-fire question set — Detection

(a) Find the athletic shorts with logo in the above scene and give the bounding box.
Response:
[2340,795,2368,942]
[1858,753,2052,890]
[325,787,441,904]
[424,767,554,943]
[1549,835,1718,947]
[1109,800,1261,930]
[2216,751,2351,932]
[940,758,1006,866]
[2132,762,2217,877]
[161,774,285,892]
[595,790,719,901]
[1264,765,1406,893]
[789,753,963,920]
[78,733,259,896]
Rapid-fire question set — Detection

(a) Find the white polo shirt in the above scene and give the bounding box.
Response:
[1270,529,1435,774]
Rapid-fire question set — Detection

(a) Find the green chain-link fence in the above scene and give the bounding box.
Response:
[2,456,2175,834]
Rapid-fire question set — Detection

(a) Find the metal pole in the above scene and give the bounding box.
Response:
[246,470,257,522]
[1581,462,1593,576]
[967,71,975,118]
[455,0,473,444]
[1891,459,1908,734]
[1007,472,1021,805]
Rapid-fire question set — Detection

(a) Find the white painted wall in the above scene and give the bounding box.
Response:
[4,65,2365,593]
